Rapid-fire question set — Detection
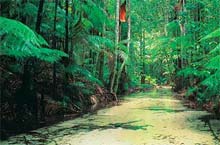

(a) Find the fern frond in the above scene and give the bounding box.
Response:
[201,70,220,96]
[200,28,220,41]
[65,65,103,86]
[0,17,68,62]
[36,48,68,62]
[22,2,38,17]
[210,43,220,54]
[186,87,198,97]
[81,0,108,32]
[177,67,209,78]
[87,35,114,50]
[115,50,128,61]
[205,55,220,70]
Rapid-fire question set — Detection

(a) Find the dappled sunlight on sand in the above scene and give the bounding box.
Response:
[1,88,220,145]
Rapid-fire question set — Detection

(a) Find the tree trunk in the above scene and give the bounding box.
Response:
[98,51,104,82]
[141,29,146,84]
[34,0,45,124]
[114,0,131,94]
[97,0,106,83]
[114,58,126,93]
[110,0,120,98]
[174,0,186,91]
[36,0,45,34]
[64,0,69,66]
[52,0,58,100]
[127,0,131,50]
[21,0,27,24]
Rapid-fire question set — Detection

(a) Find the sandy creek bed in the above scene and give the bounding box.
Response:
[1,87,220,145]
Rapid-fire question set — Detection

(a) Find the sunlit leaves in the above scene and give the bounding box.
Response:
[210,44,220,54]
[65,65,103,86]
[205,55,220,69]
[177,67,210,78]
[82,0,108,32]
[87,35,114,51]
[0,17,68,62]
[201,28,220,41]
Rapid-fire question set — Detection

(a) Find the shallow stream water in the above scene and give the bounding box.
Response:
[1,87,220,145]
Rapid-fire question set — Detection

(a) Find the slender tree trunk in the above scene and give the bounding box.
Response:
[97,0,106,82]
[35,0,45,124]
[114,58,126,93]
[127,0,131,51]
[62,0,69,94]
[40,93,45,122]
[64,0,69,65]
[126,0,131,85]
[20,0,45,124]
[52,0,58,100]
[36,0,45,34]
[141,29,146,84]
[21,0,27,24]
[114,0,130,94]
[110,0,120,99]
[174,0,186,91]
[97,51,104,82]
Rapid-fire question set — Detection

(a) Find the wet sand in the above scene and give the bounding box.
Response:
[1,88,220,145]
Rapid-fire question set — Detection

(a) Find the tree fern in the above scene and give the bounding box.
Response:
[87,35,114,51]
[201,70,220,97]
[65,65,103,86]
[205,55,220,70]
[81,0,108,32]
[22,2,38,17]
[177,67,209,78]
[0,17,68,62]
[200,28,220,41]
[210,44,220,54]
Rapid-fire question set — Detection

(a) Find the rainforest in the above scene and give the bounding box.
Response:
[0,0,220,144]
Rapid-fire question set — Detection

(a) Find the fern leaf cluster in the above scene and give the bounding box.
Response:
[0,17,68,62]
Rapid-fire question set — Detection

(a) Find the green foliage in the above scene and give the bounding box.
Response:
[166,21,181,36]
[1,0,220,136]
[210,44,220,54]
[186,87,198,97]
[0,17,68,62]
[22,2,38,17]
[145,76,157,86]
[177,67,209,78]
[81,0,108,32]
[205,55,220,70]
[87,35,114,51]
[200,28,220,41]
[65,65,103,86]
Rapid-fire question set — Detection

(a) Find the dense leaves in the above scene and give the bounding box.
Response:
[0,17,68,62]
